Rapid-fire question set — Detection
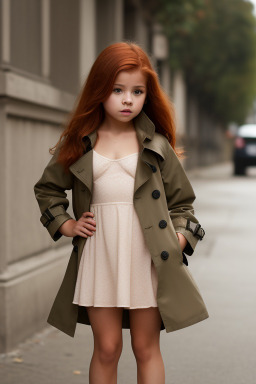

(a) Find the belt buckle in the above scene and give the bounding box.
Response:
[193,223,205,240]
[186,220,205,240]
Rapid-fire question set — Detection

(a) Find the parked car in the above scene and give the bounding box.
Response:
[233,124,256,175]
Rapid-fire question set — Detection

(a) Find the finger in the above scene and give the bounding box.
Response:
[75,228,88,237]
[79,220,96,231]
[77,227,93,237]
[81,217,96,226]
[84,223,96,231]
[82,211,94,218]
[75,229,88,238]
[86,218,96,225]
[80,225,95,236]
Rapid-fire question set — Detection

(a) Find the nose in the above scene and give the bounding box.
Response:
[122,92,133,105]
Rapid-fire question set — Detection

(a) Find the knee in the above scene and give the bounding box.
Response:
[96,338,123,365]
[131,337,154,363]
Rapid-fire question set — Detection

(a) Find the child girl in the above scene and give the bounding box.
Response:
[34,41,208,384]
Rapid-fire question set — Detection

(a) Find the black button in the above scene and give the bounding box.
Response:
[161,251,169,260]
[73,245,79,253]
[146,162,157,173]
[149,164,157,172]
[159,220,167,228]
[152,190,160,199]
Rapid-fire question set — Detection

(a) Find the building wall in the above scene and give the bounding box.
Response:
[185,90,232,169]
[0,71,76,351]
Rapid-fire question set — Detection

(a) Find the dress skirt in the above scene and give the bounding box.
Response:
[72,149,158,309]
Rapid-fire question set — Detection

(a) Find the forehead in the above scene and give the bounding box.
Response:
[114,69,146,85]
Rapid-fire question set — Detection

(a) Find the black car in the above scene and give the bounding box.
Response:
[233,124,256,175]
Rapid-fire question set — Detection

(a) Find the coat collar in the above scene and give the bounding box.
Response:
[69,110,166,195]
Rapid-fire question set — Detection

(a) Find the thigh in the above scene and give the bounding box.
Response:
[86,306,123,347]
[129,307,162,346]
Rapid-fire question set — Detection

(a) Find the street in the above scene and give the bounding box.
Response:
[1,161,256,384]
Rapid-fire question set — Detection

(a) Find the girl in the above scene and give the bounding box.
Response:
[34,41,208,384]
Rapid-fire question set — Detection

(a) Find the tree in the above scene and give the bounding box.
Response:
[158,0,256,124]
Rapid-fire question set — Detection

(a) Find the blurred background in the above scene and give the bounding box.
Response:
[0,1,256,383]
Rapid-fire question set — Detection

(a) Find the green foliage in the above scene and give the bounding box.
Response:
[158,0,256,124]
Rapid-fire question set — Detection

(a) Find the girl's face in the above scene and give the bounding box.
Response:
[102,69,147,125]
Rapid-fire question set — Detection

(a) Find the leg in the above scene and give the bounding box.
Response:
[86,306,123,384]
[129,307,165,384]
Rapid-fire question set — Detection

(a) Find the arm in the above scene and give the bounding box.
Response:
[33,144,75,242]
[158,138,205,255]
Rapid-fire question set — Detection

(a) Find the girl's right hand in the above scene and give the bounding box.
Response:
[59,212,96,238]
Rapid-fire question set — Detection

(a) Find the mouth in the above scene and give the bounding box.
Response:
[120,109,132,113]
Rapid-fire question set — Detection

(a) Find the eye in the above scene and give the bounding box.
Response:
[113,88,122,94]
[134,89,143,95]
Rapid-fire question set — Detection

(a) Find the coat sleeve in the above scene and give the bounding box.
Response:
[158,137,205,256]
[33,144,74,242]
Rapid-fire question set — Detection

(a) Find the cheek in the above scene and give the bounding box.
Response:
[137,95,146,106]
[103,96,115,111]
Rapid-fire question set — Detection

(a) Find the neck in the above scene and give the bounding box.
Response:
[99,115,135,134]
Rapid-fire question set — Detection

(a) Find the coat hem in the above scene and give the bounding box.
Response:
[47,309,209,336]
[47,315,76,338]
[164,310,209,333]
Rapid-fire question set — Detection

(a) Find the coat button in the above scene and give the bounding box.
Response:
[146,162,157,173]
[159,220,167,228]
[161,251,169,260]
[152,190,160,199]
[73,245,79,253]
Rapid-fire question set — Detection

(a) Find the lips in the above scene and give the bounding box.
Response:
[121,109,131,112]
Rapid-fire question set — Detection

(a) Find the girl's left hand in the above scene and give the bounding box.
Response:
[176,232,188,251]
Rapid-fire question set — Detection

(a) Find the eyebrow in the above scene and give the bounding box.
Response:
[114,83,146,88]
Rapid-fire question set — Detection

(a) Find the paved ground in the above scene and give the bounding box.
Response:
[1,161,256,384]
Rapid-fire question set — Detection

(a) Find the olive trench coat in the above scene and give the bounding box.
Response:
[34,110,209,337]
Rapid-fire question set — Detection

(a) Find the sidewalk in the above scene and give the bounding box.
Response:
[0,319,138,384]
[0,324,94,384]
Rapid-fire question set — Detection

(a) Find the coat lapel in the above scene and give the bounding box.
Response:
[68,128,98,193]
[69,148,93,194]
[133,111,166,195]
[69,110,166,195]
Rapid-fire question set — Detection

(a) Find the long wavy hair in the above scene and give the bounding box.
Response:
[50,41,182,173]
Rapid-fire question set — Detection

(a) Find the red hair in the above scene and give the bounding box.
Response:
[50,41,182,172]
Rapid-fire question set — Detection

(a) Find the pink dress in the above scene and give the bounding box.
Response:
[72,149,158,309]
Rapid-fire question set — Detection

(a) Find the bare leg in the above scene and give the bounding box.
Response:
[129,307,165,384]
[86,306,123,384]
